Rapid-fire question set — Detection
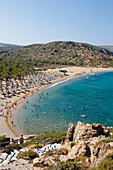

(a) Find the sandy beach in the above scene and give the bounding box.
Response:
[1,66,113,138]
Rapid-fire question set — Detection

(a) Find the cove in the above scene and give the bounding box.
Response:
[15,72,113,135]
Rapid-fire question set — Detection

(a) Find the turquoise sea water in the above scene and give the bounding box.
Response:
[15,72,113,135]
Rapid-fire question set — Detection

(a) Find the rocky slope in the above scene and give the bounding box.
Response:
[32,121,113,169]
[1,121,113,169]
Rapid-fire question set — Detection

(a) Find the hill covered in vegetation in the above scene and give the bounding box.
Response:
[0,41,113,78]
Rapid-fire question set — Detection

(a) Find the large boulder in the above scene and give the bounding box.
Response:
[68,141,89,157]
[73,122,99,143]
[92,123,104,134]
[72,122,109,143]
[33,158,49,167]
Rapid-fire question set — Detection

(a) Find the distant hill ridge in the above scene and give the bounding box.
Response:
[0,42,20,51]
[0,41,113,78]
[1,41,113,67]
[101,46,113,52]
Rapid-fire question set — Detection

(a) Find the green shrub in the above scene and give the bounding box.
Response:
[0,136,6,147]
[27,136,35,140]
[18,150,39,159]
[96,152,113,170]
[23,131,67,147]
[0,136,10,147]
[89,167,96,170]
[74,156,90,162]
[89,152,113,170]
[94,139,110,148]
[47,161,81,170]
[60,148,68,155]
[70,142,75,148]
[44,148,68,158]
[8,144,22,150]
[52,156,60,162]
[74,156,90,169]
[44,150,54,158]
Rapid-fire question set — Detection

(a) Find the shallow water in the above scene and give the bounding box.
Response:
[15,72,113,135]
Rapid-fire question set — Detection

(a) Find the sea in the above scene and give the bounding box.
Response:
[14,72,113,135]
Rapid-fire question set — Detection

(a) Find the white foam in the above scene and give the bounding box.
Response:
[48,77,73,89]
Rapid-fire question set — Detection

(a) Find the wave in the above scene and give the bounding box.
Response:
[48,77,73,88]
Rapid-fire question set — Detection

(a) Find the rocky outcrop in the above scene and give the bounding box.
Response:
[65,123,75,142]
[91,143,110,166]
[92,123,109,136]
[33,158,49,168]
[64,121,112,168]
[68,141,89,157]
[93,143,110,157]
[65,121,110,143]
[0,121,112,169]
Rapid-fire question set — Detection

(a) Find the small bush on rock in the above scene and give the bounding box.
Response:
[47,161,81,170]
[60,148,68,155]
[94,139,109,148]
[89,167,96,170]
[44,150,54,158]
[97,152,113,170]
[52,156,60,162]
[70,142,75,148]
[18,150,39,160]
[89,152,113,170]
[9,144,22,150]
[74,156,90,169]
[44,148,68,158]
[0,136,10,147]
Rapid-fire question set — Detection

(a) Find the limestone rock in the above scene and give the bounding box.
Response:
[73,121,85,143]
[92,143,110,167]
[65,123,75,142]
[33,157,49,167]
[72,122,110,143]
[68,141,89,157]
[93,143,110,157]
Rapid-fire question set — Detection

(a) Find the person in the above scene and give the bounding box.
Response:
[20,135,24,144]
[12,138,15,144]
[11,121,14,126]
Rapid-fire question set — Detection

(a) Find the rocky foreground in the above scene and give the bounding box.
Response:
[1,121,113,169]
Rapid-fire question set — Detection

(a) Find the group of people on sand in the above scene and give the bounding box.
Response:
[0,71,65,100]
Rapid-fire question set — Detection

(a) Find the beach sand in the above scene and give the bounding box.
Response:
[1,66,113,138]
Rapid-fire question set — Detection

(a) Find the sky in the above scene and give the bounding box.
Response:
[0,0,113,46]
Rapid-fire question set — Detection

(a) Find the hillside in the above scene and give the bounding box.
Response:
[1,41,113,66]
[101,46,113,52]
[0,41,113,78]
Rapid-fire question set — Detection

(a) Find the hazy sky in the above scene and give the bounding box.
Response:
[0,0,113,45]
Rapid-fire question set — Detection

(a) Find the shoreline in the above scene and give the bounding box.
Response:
[7,76,75,137]
[1,66,113,138]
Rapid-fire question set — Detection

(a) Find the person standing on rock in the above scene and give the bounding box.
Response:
[20,135,24,144]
